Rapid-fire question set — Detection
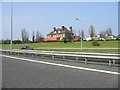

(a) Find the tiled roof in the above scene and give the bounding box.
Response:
[43,37,60,42]
[73,36,80,42]
[47,27,72,35]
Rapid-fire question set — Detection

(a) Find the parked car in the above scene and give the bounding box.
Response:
[21,46,33,50]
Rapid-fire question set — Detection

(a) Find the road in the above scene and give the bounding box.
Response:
[2,55,119,88]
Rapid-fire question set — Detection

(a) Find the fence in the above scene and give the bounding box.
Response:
[0,49,119,67]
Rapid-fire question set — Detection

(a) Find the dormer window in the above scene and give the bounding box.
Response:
[58,31,61,33]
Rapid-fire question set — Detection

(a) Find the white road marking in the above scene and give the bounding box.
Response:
[1,55,120,75]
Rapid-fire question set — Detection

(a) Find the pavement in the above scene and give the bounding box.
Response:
[2,55,119,88]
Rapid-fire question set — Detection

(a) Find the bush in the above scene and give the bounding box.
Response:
[63,38,67,43]
[46,40,58,42]
[13,40,22,44]
[92,40,100,46]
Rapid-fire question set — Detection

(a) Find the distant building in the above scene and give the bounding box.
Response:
[72,36,81,42]
[86,36,92,41]
[43,26,74,42]
[85,34,116,41]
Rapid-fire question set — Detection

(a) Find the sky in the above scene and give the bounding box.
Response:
[2,2,118,40]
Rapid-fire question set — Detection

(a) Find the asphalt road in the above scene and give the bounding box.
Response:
[2,56,119,88]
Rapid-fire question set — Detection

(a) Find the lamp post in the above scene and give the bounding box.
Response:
[10,0,13,50]
[76,18,82,51]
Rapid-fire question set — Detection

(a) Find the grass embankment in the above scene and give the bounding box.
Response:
[1,40,119,53]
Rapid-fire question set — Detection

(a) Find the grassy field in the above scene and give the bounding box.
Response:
[1,40,119,53]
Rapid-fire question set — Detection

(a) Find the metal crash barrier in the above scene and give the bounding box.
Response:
[0,49,119,67]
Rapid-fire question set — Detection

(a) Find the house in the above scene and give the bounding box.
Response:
[43,26,74,42]
[86,34,105,41]
[86,37,92,41]
[43,37,60,42]
[86,34,116,41]
[72,36,81,42]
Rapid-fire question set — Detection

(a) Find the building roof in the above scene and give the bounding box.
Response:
[43,37,60,42]
[72,36,80,42]
[47,26,73,35]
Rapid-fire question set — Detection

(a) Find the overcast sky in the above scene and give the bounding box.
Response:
[2,2,118,40]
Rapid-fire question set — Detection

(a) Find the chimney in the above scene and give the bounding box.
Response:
[62,26,65,30]
[70,26,72,32]
[54,27,56,31]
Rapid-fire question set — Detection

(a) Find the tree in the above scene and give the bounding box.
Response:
[21,28,29,43]
[13,39,22,44]
[80,29,84,40]
[36,31,40,42]
[21,28,25,42]
[2,39,10,44]
[100,31,106,38]
[116,34,120,40]
[39,33,44,42]
[89,25,96,40]
[106,28,112,36]
[26,31,29,43]
[32,31,35,42]
[63,38,67,43]
[92,40,100,46]
[117,34,120,38]
[35,31,43,42]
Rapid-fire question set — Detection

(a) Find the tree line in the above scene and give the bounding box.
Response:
[21,28,43,43]
[1,25,119,44]
[80,25,113,40]
[1,28,44,44]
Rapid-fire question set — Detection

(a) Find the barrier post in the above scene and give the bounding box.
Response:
[63,56,65,59]
[18,52,19,56]
[109,60,111,67]
[52,55,54,60]
[85,58,87,64]
[41,54,43,59]
[113,60,115,65]
[76,57,78,61]
[32,53,33,58]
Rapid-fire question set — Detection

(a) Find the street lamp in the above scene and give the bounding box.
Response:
[10,1,13,50]
[76,18,82,51]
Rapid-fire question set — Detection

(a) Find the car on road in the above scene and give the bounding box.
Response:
[21,46,33,50]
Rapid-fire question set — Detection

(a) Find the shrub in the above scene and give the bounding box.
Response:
[12,40,22,44]
[92,40,100,46]
[63,38,67,43]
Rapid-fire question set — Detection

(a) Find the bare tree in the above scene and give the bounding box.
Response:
[106,28,112,36]
[39,33,43,42]
[21,28,29,43]
[100,31,106,38]
[35,31,44,42]
[89,25,96,40]
[26,31,29,43]
[21,28,26,43]
[36,31,40,42]
[80,29,84,40]
[32,31,35,42]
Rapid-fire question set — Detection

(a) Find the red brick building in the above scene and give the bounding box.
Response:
[72,36,80,42]
[43,26,74,42]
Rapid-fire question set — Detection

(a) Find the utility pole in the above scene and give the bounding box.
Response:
[10,0,13,50]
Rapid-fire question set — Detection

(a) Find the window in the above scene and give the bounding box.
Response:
[58,31,61,33]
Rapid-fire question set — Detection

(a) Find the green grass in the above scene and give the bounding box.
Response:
[1,40,119,53]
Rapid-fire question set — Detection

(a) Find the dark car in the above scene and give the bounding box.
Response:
[21,46,33,50]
